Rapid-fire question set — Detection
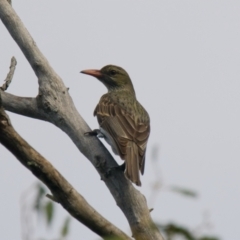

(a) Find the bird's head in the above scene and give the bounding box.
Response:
[81,65,135,92]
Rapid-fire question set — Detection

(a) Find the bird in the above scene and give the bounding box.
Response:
[81,65,150,186]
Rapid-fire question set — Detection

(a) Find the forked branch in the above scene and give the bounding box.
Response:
[0,91,131,240]
[0,1,163,239]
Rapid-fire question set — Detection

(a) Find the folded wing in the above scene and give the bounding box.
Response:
[94,95,150,186]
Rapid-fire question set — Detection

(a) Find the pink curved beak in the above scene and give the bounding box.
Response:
[80,69,103,78]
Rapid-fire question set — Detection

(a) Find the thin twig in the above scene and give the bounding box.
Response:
[46,194,59,203]
[1,57,17,91]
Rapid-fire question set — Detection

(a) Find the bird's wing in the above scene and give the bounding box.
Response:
[94,96,150,177]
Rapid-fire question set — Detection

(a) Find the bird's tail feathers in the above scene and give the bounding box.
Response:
[125,142,141,186]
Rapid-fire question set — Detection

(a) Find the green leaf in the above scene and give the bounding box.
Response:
[198,237,220,240]
[157,223,221,240]
[44,201,54,226]
[60,216,71,237]
[170,186,198,198]
[34,183,47,212]
[158,223,195,240]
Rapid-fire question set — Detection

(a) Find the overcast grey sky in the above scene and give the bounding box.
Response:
[0,1,240,239]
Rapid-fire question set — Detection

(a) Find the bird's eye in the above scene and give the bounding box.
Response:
[109,70,117,76]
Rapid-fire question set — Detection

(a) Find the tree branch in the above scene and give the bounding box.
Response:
[0,56,16,91]
[0,57,45,120]
[0,92,131,240]
[0,1,164,239]
[0,91,46,120]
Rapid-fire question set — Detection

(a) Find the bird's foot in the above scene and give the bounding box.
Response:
[84,129,104,138]
[111,162,126,172]
[104,163,126,178]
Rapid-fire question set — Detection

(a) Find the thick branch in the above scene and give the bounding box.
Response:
[0,1,55,80]
[0,1,164,239]
[0,94,131,240]
[0,91,46,120]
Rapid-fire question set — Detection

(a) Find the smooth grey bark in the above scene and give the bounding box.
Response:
[0,1,164,240]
